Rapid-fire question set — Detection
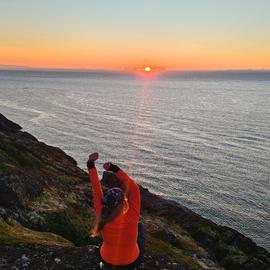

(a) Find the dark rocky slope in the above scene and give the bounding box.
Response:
[0,113,269,270]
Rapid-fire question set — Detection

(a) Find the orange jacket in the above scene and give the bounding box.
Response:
[89,167,141,265]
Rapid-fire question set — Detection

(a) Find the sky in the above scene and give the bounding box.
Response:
[0,0,270,70]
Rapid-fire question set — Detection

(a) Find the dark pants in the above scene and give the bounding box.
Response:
[96,222,145,270]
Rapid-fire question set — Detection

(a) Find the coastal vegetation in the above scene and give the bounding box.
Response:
[0,113,269,269]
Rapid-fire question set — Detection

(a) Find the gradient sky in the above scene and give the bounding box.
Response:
[0,0,270,70]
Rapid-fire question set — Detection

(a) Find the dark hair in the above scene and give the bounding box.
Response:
[92,189,126,236]
[92,203,123,236]
[102,187,124,207]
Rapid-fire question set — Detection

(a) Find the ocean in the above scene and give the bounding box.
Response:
[0,69,269,251]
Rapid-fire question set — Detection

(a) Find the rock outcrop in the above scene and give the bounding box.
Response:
[0,113,269,270]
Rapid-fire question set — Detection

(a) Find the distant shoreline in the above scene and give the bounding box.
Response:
[1,68,270,81]
[0,65,269,73]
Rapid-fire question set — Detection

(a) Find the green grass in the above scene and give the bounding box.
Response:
[0,136,41,169]
[146,234,202,269]
[152,230,203,255]
[0,221,73,246]
[44,204,97,246]
[222,254,249,270]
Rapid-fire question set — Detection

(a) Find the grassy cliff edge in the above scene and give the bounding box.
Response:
[0,113,269,270]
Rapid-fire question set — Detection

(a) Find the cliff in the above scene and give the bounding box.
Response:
[0,113,269,270]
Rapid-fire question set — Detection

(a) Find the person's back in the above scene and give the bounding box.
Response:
[101,209,139,265]
[87,153,142,268]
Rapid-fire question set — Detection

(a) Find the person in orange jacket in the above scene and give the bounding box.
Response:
[87,152,144,270]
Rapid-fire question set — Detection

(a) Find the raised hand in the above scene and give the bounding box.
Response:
[88,152,99,162]
[103,162,112,171]
[87,152,99,169]
[103,162,120,173]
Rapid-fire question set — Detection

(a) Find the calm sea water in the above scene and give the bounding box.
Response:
[0,69,269,251]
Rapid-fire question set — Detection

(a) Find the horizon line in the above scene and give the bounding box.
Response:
[0,64,269,73]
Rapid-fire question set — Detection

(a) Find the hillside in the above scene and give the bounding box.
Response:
[0,113,269,270]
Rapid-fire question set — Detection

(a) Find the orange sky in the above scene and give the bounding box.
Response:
[0,1,270,70]
[1,41,269,71]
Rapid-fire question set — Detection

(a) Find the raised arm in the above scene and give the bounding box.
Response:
[87,153,103,215]
[103,162,140,217]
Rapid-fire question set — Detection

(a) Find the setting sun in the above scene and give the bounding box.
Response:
[144,66,151,72]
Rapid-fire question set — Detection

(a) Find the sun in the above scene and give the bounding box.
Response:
[144,66,151,72]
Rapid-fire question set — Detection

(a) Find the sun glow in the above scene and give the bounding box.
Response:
[132,65,164,79]
[144,66,151,72]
